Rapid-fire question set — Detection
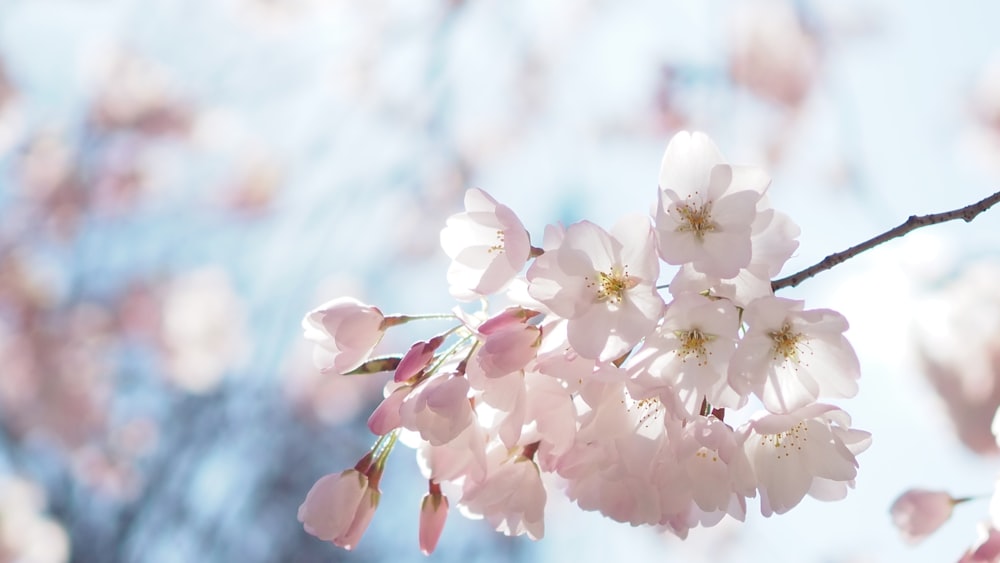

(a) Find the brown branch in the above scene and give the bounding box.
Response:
[771,190,1000,291]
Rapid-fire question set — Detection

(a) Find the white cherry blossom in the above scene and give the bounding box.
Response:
[627,292,744,414]
[740,404,871,516]
[460,446,547,540]
[729,296,860,414]
[526,216,663,361]
[440,188,531,301]
[654,131,768,278]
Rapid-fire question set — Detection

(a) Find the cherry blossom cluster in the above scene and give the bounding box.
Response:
[297,131,871,554]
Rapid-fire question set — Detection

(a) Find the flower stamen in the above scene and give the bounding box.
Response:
[674,201,718,240]
[768,322,805,362]
[586,266,638,304]
[675,328,715,366]
[758,421,808,460]
[487,230,505,254]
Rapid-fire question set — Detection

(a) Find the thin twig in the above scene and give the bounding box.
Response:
[772,190,1000,291]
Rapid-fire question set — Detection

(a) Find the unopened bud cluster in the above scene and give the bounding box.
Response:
[297,132,871,553]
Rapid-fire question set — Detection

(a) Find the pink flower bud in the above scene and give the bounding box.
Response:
[476,324,541,378]
[890,489,956,544]
[297,470,368,542]
[298,469,381,551]
[338,487,380,551]
[478,306,541,335]
[395,335,445,382]
[419,489,449,555]
[302,297,385,374]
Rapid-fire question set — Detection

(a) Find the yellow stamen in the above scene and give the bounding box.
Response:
[758,421,809,460]
[586,266,638,304]
[674,328,715,367]
[675,201,718,240]
[487,230,505,254]
[768,323,805,362]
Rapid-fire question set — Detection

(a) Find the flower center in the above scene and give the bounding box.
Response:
[487,230,505,254]
[588,266,637,304]
[768,322,805,362]
[758,421,808,460]
[674,201,718,240]
[630,396,664,431]
[675,328,714,365]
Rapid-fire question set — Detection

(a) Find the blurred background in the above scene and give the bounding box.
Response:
[2,0,1000,561]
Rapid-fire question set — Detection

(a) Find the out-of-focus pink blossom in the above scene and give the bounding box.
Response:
[302,297,386,374]
[0,475,70,563]
[890,489,958,544]
[960,525,1000,563]
[913,262,1000,454]
[728,3,818,110]
[84,48,192,136]
[161,268,249,393]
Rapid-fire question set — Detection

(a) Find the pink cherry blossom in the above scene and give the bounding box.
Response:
[477,306,541,335]
[461,448,547,540]
[671,417,756,520]
[419,486,449,555]
[654,131,767,279]
[414,422,489,484]
[395,335,445,382]
[729,296,860,414]
[302,297,385,374]
[298,470,377,549]
[960,525,1000,563]
[399,373,475,446]
[739,404,871,516]
[526,216,664,361]
[474,324,541,379]
[440,188,531,301]
[890,488,957,544]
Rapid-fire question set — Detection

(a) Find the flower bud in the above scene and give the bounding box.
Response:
[419,487,449,555]
[890,488,957,544]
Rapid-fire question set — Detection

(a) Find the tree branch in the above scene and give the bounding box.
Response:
[772,190,1000,291]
